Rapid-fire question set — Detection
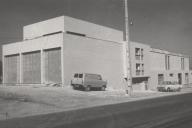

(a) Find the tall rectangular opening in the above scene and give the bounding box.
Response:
[4,54,20,84]
[44,47,61,84]
[23,51,41,84]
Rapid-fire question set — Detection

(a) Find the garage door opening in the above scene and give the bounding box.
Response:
[44,47,61,84]
[23,51,41,84]
[4,54,20,84]
[132,77,149,91]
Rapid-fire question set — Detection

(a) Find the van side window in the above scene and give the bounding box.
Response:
[74,74,78,78]
[79,74,83,78]
[98,75,102,80]
[86,74,96,79]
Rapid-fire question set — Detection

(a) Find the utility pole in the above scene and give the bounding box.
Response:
[124,0,132,96]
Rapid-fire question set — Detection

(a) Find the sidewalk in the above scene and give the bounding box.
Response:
[0,85,191,120]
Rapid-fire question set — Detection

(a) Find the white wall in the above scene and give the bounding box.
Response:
[3,33,63,55]
[130,42,151,77]
[64,16,123,42]
[63,33,125,90]
[23,16,123,42]
[23,16,65,40]
[150,52,166,71]
[170,55,181,70]
[149,49,189,72]
[184,57,190,71]
[149,48,190,90]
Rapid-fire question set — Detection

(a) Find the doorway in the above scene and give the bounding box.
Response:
[158,74,164,85]
[178,73,182,85]
[185,73,189,85]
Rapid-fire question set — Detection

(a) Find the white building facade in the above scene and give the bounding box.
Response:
[2,16,125,90]
[149,48,190,90]
[2,16,191,90]
[129,42,190,90]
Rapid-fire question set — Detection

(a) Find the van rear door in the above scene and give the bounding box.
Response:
[73,73,83,85]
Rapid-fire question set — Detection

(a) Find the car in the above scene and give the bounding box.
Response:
[71,73,107,91]
[157,81,182,92]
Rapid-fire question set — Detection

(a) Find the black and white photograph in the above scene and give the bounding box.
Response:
[0,0,192,127]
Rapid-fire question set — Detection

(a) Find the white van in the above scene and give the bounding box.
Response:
[71,73,107,91]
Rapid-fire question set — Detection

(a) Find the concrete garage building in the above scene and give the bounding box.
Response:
[2,15,191,91]
[2,16,125,90]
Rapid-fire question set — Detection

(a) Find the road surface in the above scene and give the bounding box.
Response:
[0,93,192,128]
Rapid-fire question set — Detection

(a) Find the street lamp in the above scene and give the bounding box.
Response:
[124,0,132,96]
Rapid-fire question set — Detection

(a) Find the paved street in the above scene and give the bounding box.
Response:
[1,85,191,120]
[153,114,192,128]
[0,92,192,128]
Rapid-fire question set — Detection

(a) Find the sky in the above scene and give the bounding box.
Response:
[0,0,192,67]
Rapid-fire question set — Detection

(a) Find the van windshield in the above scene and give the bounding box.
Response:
[74,74,78,78]
[79,74,83,78]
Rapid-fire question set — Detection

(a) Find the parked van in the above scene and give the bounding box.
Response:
[71,73,107,91]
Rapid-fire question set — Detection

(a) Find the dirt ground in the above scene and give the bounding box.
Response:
[0,85,191,120]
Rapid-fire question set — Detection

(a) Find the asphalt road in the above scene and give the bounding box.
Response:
[1,93,192,128]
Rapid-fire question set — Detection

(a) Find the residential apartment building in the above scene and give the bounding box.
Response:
[129,42,190,91]
[149,48,190,90]
[130,42,151,90]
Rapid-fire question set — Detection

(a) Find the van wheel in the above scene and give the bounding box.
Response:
[85,86,91,91]
[101,86,106,91]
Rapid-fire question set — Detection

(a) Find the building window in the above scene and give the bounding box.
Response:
[169,73,173,77]
[136,63,140,76]
[141,64,144,75]
[136,63,144,76]
[135,48,140,60]
[135,48,144,60]
[141,49,144,60]
[181,58,184,70]
[167,55,170,70]
[165,55,170,70]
